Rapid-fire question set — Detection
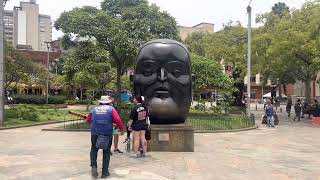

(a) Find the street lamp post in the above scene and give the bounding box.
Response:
[44,41,52,104]
[247,5,252,117]
[0,0,9,127]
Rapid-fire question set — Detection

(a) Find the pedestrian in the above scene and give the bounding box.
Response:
[265,99,276,128]
[112,124,123,154]
[293,99,302,122]
[301,99,309,118]
[109,102,123,155]
[286,97,293,117]
[312,99,320,117]
[127,95,148,157]
[86,95,125,178]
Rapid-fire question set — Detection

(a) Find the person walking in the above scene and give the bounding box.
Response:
[127,95,148,157]
[112,124,123,154]
[293,99,302,122]
[87,95,125,178]
[286,97,293,117]
[265,99,276,128]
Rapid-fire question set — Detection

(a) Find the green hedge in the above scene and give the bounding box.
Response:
[5,105,39,121]
[12,95,67,104]
[65,100,94,105]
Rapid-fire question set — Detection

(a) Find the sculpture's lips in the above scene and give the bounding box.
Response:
[154,87,169,98]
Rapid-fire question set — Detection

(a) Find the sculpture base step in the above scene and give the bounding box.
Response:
[147,123,194,152]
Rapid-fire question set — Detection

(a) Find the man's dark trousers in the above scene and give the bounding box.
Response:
[90,135,113,174]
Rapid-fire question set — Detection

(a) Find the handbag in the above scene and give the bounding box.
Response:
[95,135,111,150]
[145,117,151,140]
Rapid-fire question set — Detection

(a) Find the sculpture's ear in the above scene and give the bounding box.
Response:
[192,74,195,81]
[130,74,134,82]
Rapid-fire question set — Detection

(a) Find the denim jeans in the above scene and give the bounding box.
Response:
[293,113,301,121]
[267,115,274,127]
[90,134,113,173]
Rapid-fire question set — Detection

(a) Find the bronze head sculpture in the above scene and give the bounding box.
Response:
[134,39,192,124]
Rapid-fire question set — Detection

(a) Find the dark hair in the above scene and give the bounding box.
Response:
[134,95,143,103]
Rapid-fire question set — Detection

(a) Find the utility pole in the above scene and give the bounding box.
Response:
[0,0,8,127]
[0,0,4,127]
[44,41,52,104]
[247,5,252,117]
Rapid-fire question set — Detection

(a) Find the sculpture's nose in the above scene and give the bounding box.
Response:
[158,68,167,82]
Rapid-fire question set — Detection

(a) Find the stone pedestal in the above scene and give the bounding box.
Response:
[148,123,194,152]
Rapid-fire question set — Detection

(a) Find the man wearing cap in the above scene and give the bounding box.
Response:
[87,95,125,178]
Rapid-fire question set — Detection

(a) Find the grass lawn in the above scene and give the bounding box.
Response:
[3,104,253,131]
[187,114,253,130]
[4,105,89,127]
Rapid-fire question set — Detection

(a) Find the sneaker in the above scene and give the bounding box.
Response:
[131,153,140,158]
[101,171,110,178]
[91,167,98,178]
[114,149,123,154]
[141,152,146,157]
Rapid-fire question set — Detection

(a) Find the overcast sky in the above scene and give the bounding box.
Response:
[5,0,307,40]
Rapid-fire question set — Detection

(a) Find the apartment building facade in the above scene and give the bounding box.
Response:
[4,0,52,51]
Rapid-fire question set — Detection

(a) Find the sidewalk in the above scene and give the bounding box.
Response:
[0,114,319,179]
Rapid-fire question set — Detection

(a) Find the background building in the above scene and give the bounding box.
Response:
[4,0,52,51]
[179,22,214,41]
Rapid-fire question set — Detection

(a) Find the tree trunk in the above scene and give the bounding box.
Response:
[278,83,282,99]
[305,80,311,103]
[283,84,287,96]
[80,88,83,100]
[116,64,122,110]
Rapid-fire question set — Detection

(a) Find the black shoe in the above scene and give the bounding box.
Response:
[91,167,98,178]
[114,149,123,154]
[101,171,110,178]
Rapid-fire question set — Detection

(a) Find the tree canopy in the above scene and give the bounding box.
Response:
[185,1,320,102]
[62,40,114,99]
[191,54,234,100]
[55,0,179,104]
[254,1,320,101]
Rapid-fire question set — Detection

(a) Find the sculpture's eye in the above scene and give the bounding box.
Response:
[143,69,152,76]
[172,70,181,78]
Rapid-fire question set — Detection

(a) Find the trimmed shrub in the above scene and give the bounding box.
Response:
[12,95,66,104]
[48,96,67,104]
[5,105,39,121]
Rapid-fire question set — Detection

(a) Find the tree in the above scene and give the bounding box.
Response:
[272,2,290,17]
[255,1,320,101]
[55,0,179,105]
[191,54,234,100]
[185,23,247,105]
[5,44,47,94]
[63,40,114,99]
[184,32,207,56]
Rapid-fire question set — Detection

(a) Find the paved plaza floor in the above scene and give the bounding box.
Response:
[0,109,319,180]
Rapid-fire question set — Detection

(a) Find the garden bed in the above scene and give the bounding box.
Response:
[4,105,88,127]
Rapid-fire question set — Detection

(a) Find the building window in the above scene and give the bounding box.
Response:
[251,90,257,99]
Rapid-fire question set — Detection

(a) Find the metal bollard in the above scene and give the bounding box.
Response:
[280,107,282,113]
[255,104,257,111]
